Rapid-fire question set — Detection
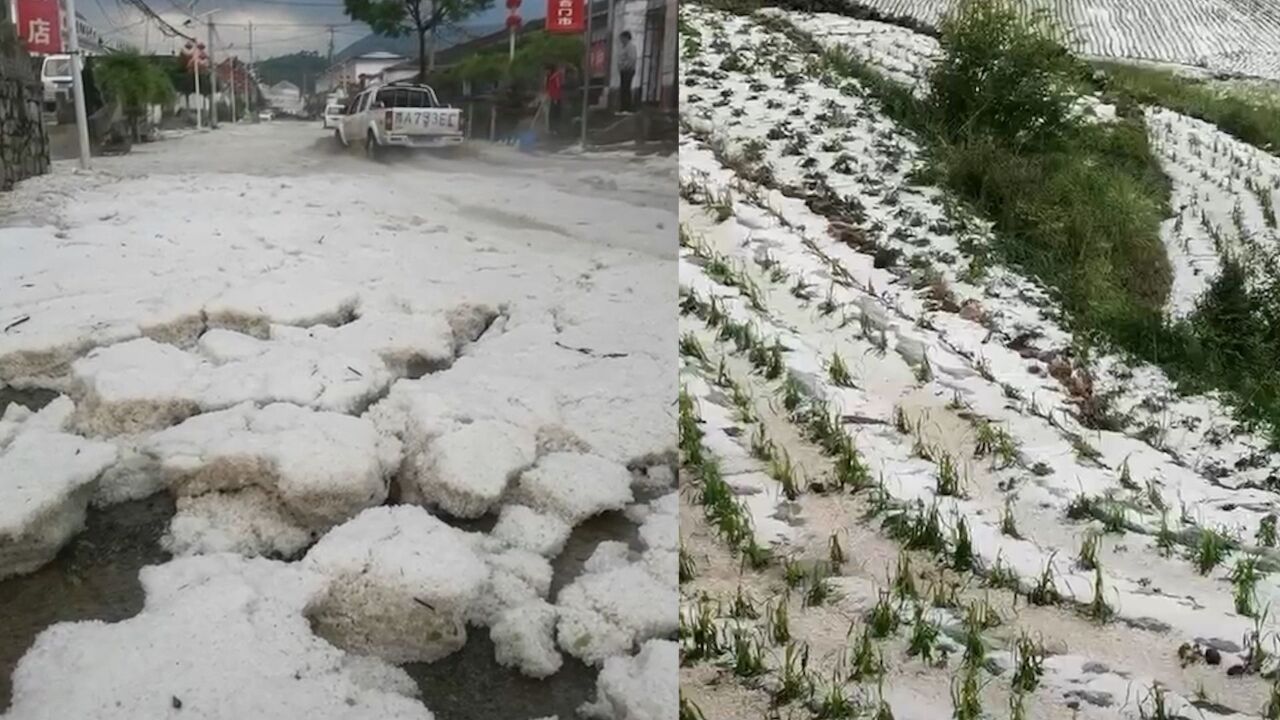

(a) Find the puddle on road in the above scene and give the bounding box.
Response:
[0,493,174,712]
[0,462,654,719]
[0,386,58,416]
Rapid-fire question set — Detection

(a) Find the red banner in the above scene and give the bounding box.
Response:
[546,0,584,33]
[590,40,606,77]
[15,0,63,54]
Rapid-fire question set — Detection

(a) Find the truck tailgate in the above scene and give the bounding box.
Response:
[389,108,462,135]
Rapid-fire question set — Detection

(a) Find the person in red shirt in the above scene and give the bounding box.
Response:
[545,63,564,135]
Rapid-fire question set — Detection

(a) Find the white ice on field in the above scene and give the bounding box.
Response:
[303,505,489,664]
[514,452,635,526]
[850,0,1280,81]
[143,402,399,555]
[577,640,677,720]
[679,10,1280,712]
[3,554,434,719]
[0,397,116,580]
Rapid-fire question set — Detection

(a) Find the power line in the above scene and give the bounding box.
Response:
[216,19,362,27]
[119,0,196,40]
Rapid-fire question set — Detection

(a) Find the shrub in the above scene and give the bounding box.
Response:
[929,0,1081,149]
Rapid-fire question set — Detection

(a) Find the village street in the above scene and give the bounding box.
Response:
[0,122,677,719]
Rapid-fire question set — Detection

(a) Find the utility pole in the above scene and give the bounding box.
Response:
[229,58,237,122]
[65,0,91,168]
[604,0,614,109]
[327,25,335,63]
[193,46,202,129]
[247,22,255,117]
[206,14,218,128]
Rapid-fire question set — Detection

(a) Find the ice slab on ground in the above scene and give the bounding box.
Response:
[204,276,360,338]
[303,505,489,664]
[555,548,678,665]
[404,419,537,518]
[69,338,204,435]
[468,547,554,628]
[370,373,564,447]
[514,452,634,526]
[143,402,399,555]
[3,554,434,720]
[578,640,678,720]
[70,335,392,436]
[163,488,315,558]
[491,504,572,558]
[0,397,117,580]
[271,309,457,377]
[490,599,563,678]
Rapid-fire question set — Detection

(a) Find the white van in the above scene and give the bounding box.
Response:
[40,55,74,111]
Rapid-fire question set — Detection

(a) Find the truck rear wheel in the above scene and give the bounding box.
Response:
[335,128,347,148]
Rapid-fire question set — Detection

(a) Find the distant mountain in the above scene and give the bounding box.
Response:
[255,51,331,94]
[332,23,505,64]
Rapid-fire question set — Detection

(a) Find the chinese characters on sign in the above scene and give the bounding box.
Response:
[546,0,584,33]
[16,0,63,54]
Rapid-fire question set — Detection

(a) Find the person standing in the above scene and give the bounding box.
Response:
[545,63,564,135]
[618,31,637,113]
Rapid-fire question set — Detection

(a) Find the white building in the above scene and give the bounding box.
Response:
[316,51,406,93]
[607,0,675,109]
[261,80,304,114]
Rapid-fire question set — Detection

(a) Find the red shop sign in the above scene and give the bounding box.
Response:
[16,0,63,54]
[546,0,584,33]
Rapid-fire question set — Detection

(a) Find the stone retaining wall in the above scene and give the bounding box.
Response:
[0,11,50,190]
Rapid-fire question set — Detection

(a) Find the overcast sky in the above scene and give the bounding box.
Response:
[81,0,535,59]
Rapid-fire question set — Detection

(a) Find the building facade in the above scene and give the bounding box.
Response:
[316,51,405,94]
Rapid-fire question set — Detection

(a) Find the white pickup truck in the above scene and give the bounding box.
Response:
[335,83,463,158]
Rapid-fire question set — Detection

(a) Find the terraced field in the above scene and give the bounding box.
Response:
[845,0,1280,79]
[678,6,1280,718]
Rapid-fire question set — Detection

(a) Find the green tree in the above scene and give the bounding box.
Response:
[446,31,582,94]
[95,48,177,141]
[344,0,494,83]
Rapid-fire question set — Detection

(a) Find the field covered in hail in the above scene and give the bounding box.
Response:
[842,0,1280,80]
[679,5,1280,719]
